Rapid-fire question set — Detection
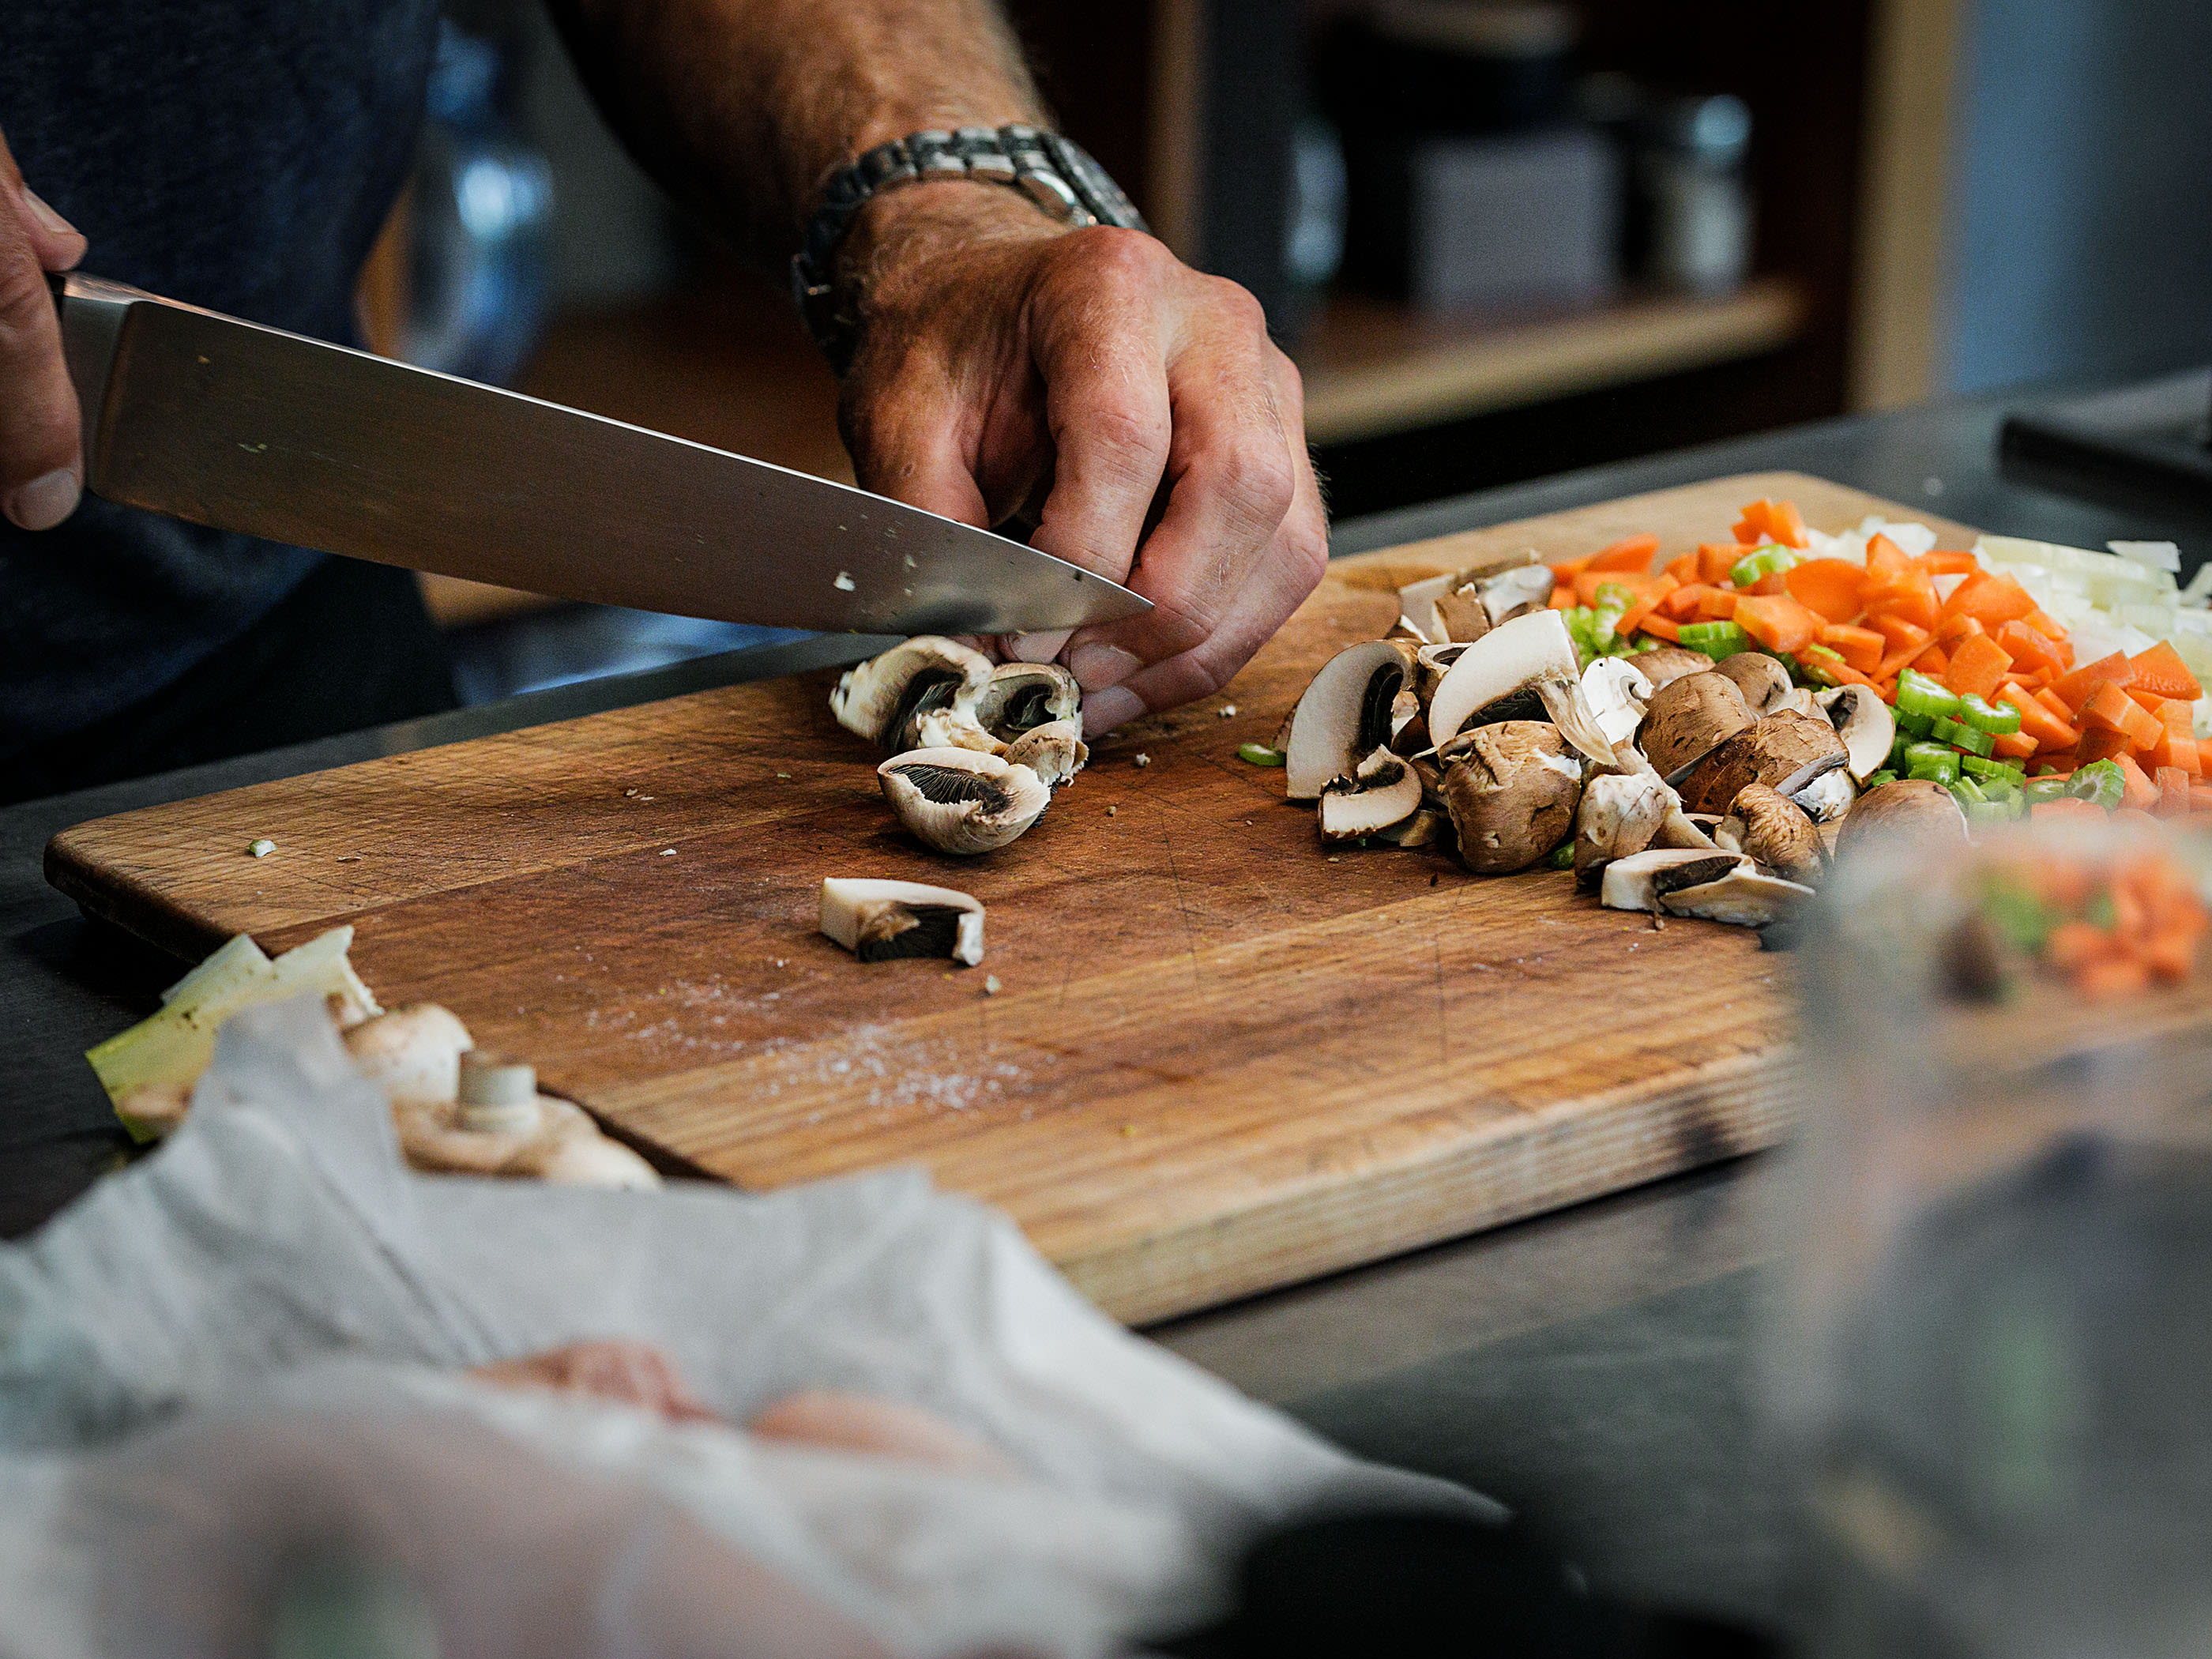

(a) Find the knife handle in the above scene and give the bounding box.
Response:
[46,271,153,480]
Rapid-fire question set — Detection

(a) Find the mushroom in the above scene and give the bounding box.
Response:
[1387,685,1428,754]
[1598,848,1750,912]
[1432,585,1492,645]
[1371,806,1452,848]
[1659,867,1817,928]
[344,1003,476,1109]
[1678,710,1849,815]
[1440,720,1586,874]
[1727,781,1826,885]
[397,1056,660,1189]
[1477,562,1559,626]
[1004,719,1088,787]
[819,877,985,965]
[1283,640,1414,800]
[1816,684,1898,783]
[1712,652,1796,716]
[1636,672,1756,784]
[1572,769,1676,886]
[1582,656,1655,748]
[1837,779,1969,856]
[1790,768,1856,824]
[1770,687,1818,719]
[1426,609,1616,764]
[1412,643,1466,713]
[972,662,1080,742]
[1319,747,1424,841]
[1395,551,1544,643]
[1656,810,1725,851]
[877,748,1052,855]
[1630,646,1717,690]
[909,705,1007,755]
[830,636,995,753]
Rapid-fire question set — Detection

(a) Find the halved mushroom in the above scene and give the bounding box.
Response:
[1837,779,1969,856]
[1582,656,1656,748]
[973,662,1080,742]
[1770,687,1818,719]
[1284,641,1414,800]
[910,705,1007,755]
[1476,562,1558,626]
[1395,551,1544,643]
[1426,610,1616,764]
[819,878,985,965]
[1004,719,1088,787]
[1412,643,1466,712]
[1630,646,1717,690]
[1388,685,1428,754]
[1637,672,1756,784]
[1659,867,1816,928]
[1678,710,1849,815]
[1816,684,1898,783]
[1598,848,1750,912]
[1572,769,1676,886]
[1713,652,1796,716]
[1432,585,1493,645]
[1790,768,1856,824]
[830,636,995,753]
[877,748,1051,854]
[1441,720,1585,874]
[1728,781,1826,885]
[1371,806,1452,848]
[1319,747,1424,841]
[344,1004,476,1110]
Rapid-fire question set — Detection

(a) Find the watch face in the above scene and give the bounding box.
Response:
[1040,134,1148,233]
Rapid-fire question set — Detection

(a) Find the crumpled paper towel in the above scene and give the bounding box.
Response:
[0,996,1488,1657]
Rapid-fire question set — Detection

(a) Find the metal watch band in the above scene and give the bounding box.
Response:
[792,125,1149,375]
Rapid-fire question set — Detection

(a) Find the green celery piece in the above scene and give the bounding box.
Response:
[1904,741,1961,784]
[1545,843,1576,869]
[1932,714,1998,758]
[1729,546,1796,588]
[1895,668,1962,722]
[1950,776,1988,807]
[1981,880,2056,950]
[1964,799,2017,827]
[1678,620,1752,660]
[1961,753,2026,784]
[2022,777,2072,806]
[1237,742,1284,766]
[2067,758,2127,810]
[1864,769,1899,788]
[1894,708,1937,740]
[1956,692,2022,735]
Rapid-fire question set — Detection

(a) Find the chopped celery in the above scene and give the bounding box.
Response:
[1964,799,2017,828]
[1904,742,1961,784]
[1980,879,2056,950]
[1677,620,1752,659]
[1949,776,1988,807]
[1894,668,1961,723]
[1864,769,1899,788]
[1960,754,2026,785]
[1237,742,1284,766]
[2067,758,2126,810]
[1590,582,1634,650]
[1932,714,1998,758]
[1729,546,1797,588]
[1545,844,1576,869]
[1954,693,2022,735]
[1894,708,1937,740]
[2022,777,2072,807]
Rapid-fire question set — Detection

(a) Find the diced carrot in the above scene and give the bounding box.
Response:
[1699,588,1740,621]
[2032,686,2077,724]
[1785,559,1869,625]
[1864,533,1912,585]
[1920,550,1979,574]
[1747,569,1792,596]
[2019,609,2075,664]
[2052,651,2133,713]
[1819,622,1886,674]
[1733,498,1809,548]
[1734,594,1823,655]
[2033,800,2108,830]
[1638,612,1682,643]
[1936,614,1988,644]
[1658,583,1714,620]
[1862,574,1940,630]
[1995,619,2067,677]
[1549,585,1574,610]
[2156,766,2193,818]
[2002,668,2053,692]
[2193,784,2212,811]
[2078,728,2131,766]
[1550,555,1591,582]
[1574,569,1668,605]
[1913,643,1951,678]
[2129,640,2203,702]
[2147,701,2201,775]
[1697,543,1741,585]
[1998,685,2080,751]
[1994,729,2041,761]
[1664,552,1700,585]
[2127,686,2174,717]
[2076,956,2154,1000]
[1589,533,1662,574]
[2142,925,2199,981]
[1614,579,1677,641]
[1939,571,2038,628]
[2082,680,2163,749]
[2115,754,2161,811]
[1944,632,2014,701]
[1874,615,1930,651]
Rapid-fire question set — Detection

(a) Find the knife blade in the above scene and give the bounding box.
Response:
[51,273,1149,637]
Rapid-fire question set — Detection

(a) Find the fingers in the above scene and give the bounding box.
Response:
[0,127,85,531]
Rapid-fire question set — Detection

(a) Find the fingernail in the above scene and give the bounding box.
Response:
[23,189,77,239]
[1081,685,1145,737]
[1009,629,1072,664]
[6,468,80,532]
[1067,642,1143,691]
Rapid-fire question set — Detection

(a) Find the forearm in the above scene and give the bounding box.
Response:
[545,0,1045,263]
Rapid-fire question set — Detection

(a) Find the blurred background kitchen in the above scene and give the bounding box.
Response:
[389,0,2212,702]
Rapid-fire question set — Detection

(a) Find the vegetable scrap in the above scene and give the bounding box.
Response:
[246,838,276,858]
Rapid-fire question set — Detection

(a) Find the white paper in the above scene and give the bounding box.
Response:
[0,998,1485,1657]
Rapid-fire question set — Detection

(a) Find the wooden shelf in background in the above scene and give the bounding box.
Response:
[1296,277,1809,447]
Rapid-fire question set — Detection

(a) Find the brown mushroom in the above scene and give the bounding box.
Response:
[1838,779,1969,856]
[1636,672,1756,783]
[1440,721,1586,874]
[1713,652,1796,715]
[1678,710,1849,815]
[1728,781,1826,885]
[1630,646,1717,690]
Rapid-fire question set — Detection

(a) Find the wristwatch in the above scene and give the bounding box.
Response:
[792,125,1149,374]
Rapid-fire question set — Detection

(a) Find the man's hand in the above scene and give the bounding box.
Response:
[0,123,86,532]
[837,186,1328,735]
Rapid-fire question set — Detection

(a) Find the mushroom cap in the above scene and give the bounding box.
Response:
[1636,672,1756,783]
[1659,867,1817,928]
[1729,781,1826,884]
[343,1003,475,1108]
[1838,779,1969,856]
[1582,655,1656,747]
[1597,848,1750,912]
[1714,652,1796,714]
[1319,746,1424,841]
[1678,710,1849,815]
[1431,586,1492,645]
[1790,767,1856,824]
[1004,719,1088,787]
[1816,683,1898,782]
[877,747,1052,855]
[1476,562,1558,627]
[818,877,986,965]
[830,637,995,752]
[1284,640,1414,799]
[1629,646,1717,690]
[1395,551,1544,643]
[1426,609,1583,751]
[973,662,1080,741]
[1441,720,1586,874]
[1573,769,1675,886]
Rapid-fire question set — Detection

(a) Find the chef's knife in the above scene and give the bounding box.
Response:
[49,273,1149,637]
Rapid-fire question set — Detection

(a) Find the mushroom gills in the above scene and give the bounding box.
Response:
[973,662,1080,741]
[1319,747,1424,841]
[1790,768,1856,824]
[1598,848,1749,913]
[1581,656,1655,748]
[877,747,1052,855]
[1426,609,1616,765]
[1283,641,1413,799]
[819,878,985,965]
[830,637,995,752]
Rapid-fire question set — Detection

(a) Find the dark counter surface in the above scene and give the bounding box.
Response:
[4,389,2198,1639]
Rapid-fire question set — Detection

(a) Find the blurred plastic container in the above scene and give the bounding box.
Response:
[1775,814,2212,1657]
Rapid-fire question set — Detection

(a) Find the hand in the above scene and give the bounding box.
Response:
[835,186,1328,734]
[0,123,87,532]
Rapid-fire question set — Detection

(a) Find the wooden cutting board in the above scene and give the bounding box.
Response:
[48,472,1977,1322]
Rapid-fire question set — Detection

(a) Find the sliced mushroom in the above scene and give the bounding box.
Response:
[1427,609,1616,765]
[830,636,995,752]
[1477,562,1559,626]
[1630,646,1717,690]
[1319,747,1424,841]
[1395,570,1462,645]
[1283,640,1413,800]
[344,1004,475,1110]
[1582,656,1656,748]
[1770,686,1818,719]
[909,704,1008,755]
[1656,810,1725,851]
[397,1085,660,1189]
[1837,779,1969,856]
[1598,848,1750,912]
[1004,719,1088,787]
[1678,710,1849,815]
[1371,806,1452,848]
[1816,684,1898,783]
[973,662,1080,742]
[1714,652,1796,715]
[1729,781,1826,884]
[1572,769,1676,886]
[1659,867,1816,928]
[1440,720,1586,874]
[1412,643,1467,712]
[1388,685,1428,754]
[819,878,985,965]
[1790,767,1856,824]
[1432,585,1493,645]
[877,748,1052,855]
[1396,551,1545,643]
[1637,672,1756,784]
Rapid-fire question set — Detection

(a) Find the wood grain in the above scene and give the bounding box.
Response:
[48,472,1979,1322]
